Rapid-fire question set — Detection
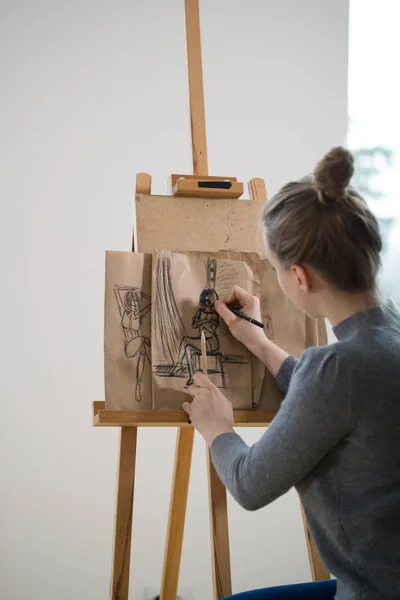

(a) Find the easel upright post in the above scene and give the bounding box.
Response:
[160,1,210,597]
[185,0,233,597]
[184,0,208,176]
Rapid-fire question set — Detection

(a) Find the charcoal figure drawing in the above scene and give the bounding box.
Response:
[173,285,222,386]
[154,256,248,388]
[114,285,151,402]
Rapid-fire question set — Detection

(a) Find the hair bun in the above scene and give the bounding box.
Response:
[313,146,354,202]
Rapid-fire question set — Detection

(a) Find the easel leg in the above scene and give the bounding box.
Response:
[110,427,137,600]
[207,448,232,600]
[160,427,195,600]
[300,504,330,581]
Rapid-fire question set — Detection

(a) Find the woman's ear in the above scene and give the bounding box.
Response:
[291,264,312,293]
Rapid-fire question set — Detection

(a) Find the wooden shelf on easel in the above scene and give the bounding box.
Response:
[92,401,276,428]
[171,173,244,199]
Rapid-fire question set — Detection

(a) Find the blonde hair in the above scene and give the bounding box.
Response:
[263,147,382,292]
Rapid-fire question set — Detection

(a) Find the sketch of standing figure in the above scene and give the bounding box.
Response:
[114,285,151,403]
[174,287,221,385]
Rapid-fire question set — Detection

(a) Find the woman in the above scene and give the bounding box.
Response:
[183,147,400,600]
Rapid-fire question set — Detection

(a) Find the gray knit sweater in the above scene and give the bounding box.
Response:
[211,303,400,599]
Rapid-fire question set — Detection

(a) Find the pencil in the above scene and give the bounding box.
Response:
[228,307,265,328]
[188,330,207,425]
[200,329,207,375]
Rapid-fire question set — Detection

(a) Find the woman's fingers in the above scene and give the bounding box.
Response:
[224,284,249,307]
[214,301,237,326]
[218,286,262,331]
[186,373,213,397]
[193,372,213,387]
[186,386,198,397]
[182,401,191,413]
[224,284,259,311]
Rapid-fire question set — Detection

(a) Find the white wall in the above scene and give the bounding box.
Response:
[0,1,349,599]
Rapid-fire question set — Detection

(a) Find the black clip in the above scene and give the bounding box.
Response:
[197,180,232,189]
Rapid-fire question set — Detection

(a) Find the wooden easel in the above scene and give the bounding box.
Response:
[93,1,330,598]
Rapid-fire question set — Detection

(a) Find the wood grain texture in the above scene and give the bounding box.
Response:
[92,403,276,427]
[135,173,152,195]
[207,448,232,599]
[135,194,265,254]
[248,177,268,202]
[110,427,137,600]
[160,427,195,600]
[93,400,105,415]
[300,504,331,581]
[184,0,208,175]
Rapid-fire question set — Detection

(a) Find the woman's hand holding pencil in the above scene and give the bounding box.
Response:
[214,285,267,352]
[215,285,289,378]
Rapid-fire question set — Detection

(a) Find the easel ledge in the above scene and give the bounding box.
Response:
[92,401,276,427]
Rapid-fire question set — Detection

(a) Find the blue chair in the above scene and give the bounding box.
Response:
[223,579,337,599]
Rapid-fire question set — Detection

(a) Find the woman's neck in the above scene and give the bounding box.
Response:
[321,289,380,329]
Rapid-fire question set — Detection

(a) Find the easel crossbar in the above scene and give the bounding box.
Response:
[93,402,276,427]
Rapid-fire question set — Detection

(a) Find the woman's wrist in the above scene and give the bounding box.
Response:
[246,334,272,361]
[247,335,289,378]
[203,424,235,447]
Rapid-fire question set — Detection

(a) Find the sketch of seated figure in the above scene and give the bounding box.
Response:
[152,251,253,410]
[114,285,151,403]
[174,288,225,387]
[153,252,251,404]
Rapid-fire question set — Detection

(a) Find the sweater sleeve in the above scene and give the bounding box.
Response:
[210,347,352,511]
[275,355,298,394]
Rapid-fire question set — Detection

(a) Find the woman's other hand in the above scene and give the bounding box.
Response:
[182,373,234,446]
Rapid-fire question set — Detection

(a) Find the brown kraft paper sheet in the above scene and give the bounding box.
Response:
[104,251,152,410]
[103,249,321,413]
[151,250,254,410]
